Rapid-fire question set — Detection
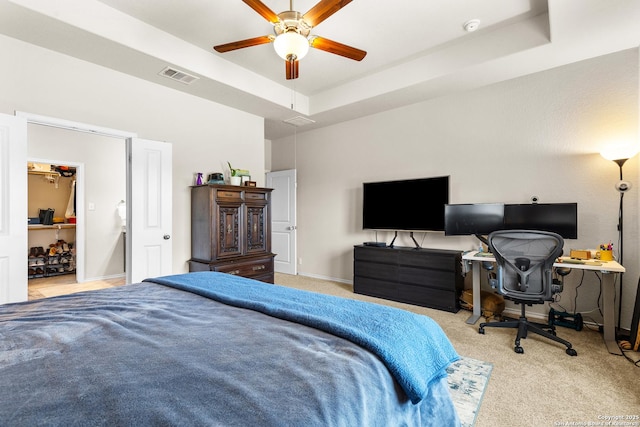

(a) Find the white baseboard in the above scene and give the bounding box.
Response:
[296,272,352,286]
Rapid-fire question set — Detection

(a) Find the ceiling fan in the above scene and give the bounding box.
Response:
[213,0,366,80]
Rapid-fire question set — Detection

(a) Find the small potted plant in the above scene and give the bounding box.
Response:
[227,162,246,185]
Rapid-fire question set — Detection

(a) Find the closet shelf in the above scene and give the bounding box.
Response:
[28,224,76,230]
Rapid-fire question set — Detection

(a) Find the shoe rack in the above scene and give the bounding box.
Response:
[28,241,76,279]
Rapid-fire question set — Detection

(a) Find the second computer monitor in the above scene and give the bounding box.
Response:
[503,203,578,239]
[444,203,505,236]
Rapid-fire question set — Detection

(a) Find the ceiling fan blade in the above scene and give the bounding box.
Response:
[214,35,274,53]
[303,0,352,27]
[242,0,280,23]
[310,36,366,61]
[285,59,299,80]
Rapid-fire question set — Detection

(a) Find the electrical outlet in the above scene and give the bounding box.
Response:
[298,258,302,265]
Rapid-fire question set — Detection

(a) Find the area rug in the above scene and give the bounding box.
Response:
[447,356,493,427]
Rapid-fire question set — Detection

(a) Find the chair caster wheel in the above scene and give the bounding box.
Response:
[566,348,577,356]
[514,346,524,354]
[478,327,485,335]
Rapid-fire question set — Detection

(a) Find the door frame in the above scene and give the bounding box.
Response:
[16,111,137,283]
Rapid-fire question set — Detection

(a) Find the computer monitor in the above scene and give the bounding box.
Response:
[503,203,578,239]
[444,203,505,236]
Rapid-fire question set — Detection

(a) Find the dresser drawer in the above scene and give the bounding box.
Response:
[215,189,243,201]
[215,260,272,277]
[211,256,273,277]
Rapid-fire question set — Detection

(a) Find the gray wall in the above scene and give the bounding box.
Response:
[0,33,266,278]
[271,48,640,329]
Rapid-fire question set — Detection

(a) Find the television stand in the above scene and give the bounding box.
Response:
[353,245,464,312]
[388,231,420,249]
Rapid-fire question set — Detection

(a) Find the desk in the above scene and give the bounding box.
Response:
[462,251,625,355]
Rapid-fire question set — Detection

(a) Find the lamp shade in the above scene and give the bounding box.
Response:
[600,141,640,162]
[273,31,309,61]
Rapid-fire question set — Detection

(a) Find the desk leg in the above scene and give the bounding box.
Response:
[602,272,622,355]
[466,261,482,325]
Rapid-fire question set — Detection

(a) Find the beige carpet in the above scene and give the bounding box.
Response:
[274,273,640,427]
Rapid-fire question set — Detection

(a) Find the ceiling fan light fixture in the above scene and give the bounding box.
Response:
[274,31,309,61]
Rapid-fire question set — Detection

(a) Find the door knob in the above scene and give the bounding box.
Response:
[163,234,171,240]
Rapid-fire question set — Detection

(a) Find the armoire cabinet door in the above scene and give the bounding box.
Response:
[245,204,268,254]
[217,204,242,258]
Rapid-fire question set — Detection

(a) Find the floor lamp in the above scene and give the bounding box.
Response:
[601,143,639,333]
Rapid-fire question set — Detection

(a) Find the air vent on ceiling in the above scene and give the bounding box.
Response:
[159,66,199,85]
[283,116,315,127]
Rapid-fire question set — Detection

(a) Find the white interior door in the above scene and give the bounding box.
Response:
[0,114,27,303]
[267,169,296,275]
[126,138,172,284]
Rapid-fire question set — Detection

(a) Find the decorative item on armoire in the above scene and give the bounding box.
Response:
[195,172,203,186]
[207,173,225,184]
[227,162,250,186]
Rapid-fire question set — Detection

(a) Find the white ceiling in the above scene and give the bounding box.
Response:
[0,0,639,140]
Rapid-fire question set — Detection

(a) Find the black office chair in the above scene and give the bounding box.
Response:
[478,230,577,356]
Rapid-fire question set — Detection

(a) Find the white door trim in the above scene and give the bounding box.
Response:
[16,111,137,284]
[15,112,137,139]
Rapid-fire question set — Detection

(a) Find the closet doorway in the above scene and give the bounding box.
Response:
[27,161,80,287]
[26,123,126,298]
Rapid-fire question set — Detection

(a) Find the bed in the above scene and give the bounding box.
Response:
[0,272,461,426]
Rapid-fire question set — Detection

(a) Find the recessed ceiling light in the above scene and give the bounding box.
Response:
[463,19,481,32]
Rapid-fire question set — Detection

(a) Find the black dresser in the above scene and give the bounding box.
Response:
[353,245,464,313]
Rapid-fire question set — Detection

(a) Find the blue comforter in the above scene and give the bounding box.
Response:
[147,272,460,404]
[0,272,460,426]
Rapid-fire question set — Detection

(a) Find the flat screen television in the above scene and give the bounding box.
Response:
[503,203,578,239]
[444,203,505,236]
[362,176,449,231]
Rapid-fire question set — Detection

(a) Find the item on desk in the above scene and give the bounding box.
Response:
[596,243,614,261]
[476,252,494,257]
[558,258,585,265]
[558,257,603,266]
[569,249,591,260]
